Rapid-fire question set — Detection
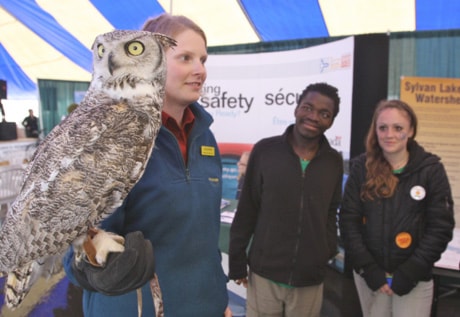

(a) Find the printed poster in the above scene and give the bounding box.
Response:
[400,76,460,227]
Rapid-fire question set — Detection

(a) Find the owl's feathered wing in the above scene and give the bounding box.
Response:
[0,30,175,309]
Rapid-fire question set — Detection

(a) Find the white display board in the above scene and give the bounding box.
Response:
[200,36,354,160]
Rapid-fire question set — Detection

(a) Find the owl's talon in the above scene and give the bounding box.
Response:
[83,229,125,267]
[83,232,99,267]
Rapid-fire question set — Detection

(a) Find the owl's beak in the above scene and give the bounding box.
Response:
[108,52,116,75]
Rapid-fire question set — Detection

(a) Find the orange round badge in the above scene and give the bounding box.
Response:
[395,232,412,249]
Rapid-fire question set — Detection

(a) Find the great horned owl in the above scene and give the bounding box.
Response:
[0,30,175,309]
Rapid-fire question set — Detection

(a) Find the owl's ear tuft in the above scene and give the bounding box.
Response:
[154,33,177,50]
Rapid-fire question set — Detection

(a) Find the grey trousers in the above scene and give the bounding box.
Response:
[246,271,323,317]
[353,271,433,317]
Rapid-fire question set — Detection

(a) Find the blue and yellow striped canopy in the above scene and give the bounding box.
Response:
[1,0,459,100]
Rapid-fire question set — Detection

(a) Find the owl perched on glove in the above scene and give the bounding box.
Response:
[0,29,175,309]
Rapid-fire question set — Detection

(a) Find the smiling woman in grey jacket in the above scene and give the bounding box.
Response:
[340,99,454,317]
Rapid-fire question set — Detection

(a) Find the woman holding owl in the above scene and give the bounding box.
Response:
[64,13,231,317]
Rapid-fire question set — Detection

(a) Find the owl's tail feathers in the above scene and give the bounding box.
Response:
[4,264,34,309]
[4,255,63,309]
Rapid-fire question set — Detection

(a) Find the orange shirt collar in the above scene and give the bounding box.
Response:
[161,106,195,130]
[162,107,195,162]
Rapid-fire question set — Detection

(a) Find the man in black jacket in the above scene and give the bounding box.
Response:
[22,109,39,138]
[229,83,343,317]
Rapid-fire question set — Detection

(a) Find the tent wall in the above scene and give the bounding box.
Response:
[38,79,90,135]
[388,29,460,98]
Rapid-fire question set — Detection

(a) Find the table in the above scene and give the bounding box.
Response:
[431,267,460,317]
[0,138,37,165]
[431,228,460,317]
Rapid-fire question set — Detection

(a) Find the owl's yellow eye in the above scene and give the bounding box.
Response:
[97,44,105,58]
[126,41,144,56]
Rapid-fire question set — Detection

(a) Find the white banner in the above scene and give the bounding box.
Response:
[200,36,354,160]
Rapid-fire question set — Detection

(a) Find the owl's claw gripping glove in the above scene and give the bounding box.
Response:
[72,231,155,296]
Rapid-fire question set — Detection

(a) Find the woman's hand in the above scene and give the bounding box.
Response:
[224,306,232,316]
[379,283,394,296]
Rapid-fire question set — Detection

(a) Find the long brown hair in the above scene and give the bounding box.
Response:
[142,13,207,46]
[361,99,418,201]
